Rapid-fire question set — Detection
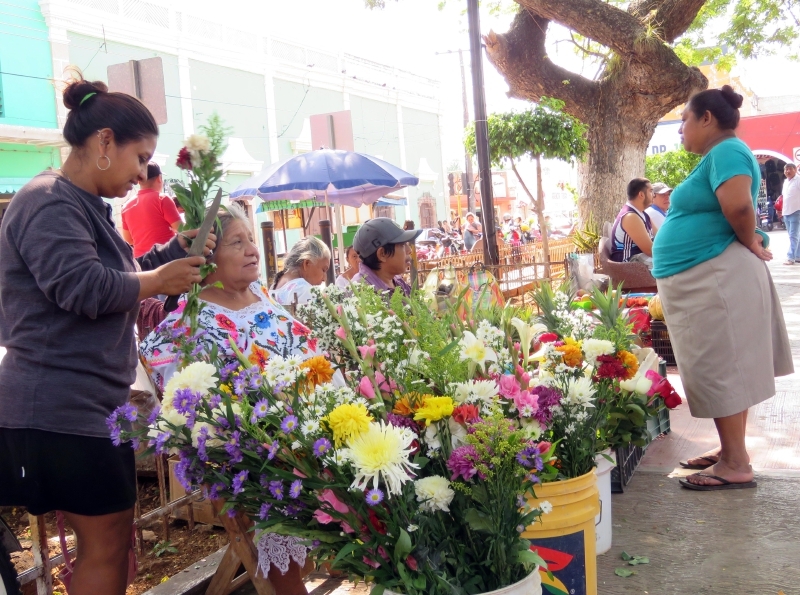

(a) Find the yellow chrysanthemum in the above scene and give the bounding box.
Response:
[556,338,583,368]
[300,355,335,389]
[413,396,455,426]
[327,403,373,446]
[617,350,639,380]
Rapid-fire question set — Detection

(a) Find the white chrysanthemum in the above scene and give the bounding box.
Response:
[520,418,543,440]
[348,423,419,496]
[471,380,499,403]
[581,339,615,365]
[185,134,210,152]
[414,476,455,512]
[211,402,243,421]
[161,407,188,429]
[190,421,224,448]
[164,362,218,402]
[539,500,553,514]
[449,382,472,404]
[566,376,596,408]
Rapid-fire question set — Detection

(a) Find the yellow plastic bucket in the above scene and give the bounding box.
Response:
[522,471,600,595]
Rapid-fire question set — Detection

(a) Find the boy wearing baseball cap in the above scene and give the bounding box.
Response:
[352,218,423,296]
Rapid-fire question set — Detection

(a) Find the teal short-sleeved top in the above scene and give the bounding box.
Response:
[652,137,760,279]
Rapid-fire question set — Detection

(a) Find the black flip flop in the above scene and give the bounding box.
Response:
[679,456,718,470]
[679,473,757,491]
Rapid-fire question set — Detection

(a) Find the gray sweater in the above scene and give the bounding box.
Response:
[0,172,185,437]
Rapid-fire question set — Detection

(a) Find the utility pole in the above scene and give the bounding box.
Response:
[466,0,498,265]
[458,49,475,215]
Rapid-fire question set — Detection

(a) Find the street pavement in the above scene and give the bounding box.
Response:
[235,229,800,595]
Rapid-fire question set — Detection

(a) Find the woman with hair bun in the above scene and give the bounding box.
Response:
[652,85,793,491]
[0,75,216,595]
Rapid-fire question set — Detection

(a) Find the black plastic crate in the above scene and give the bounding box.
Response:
[646,406,671,443]
[610,443,644,493]
[650,320,676,366]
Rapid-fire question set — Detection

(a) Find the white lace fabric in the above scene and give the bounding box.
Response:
[256,532,308,577]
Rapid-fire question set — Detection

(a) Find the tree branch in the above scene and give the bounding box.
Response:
[484,10,599,123]
[517,0,644,55]
[569,31,612,62]
[647,0,709,42]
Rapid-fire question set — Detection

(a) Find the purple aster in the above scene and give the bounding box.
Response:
[146,405,162,426]
[173,388,200,416]
[209,482,225,500]
[312,437,332,458]
[208,394,222,410]
[233,375,247,396]
[220,362,239,382]
[447,444,480,481]
[227,509,237,518]
[252,399,270,420]
[196,426,209,462]
[109,425,122,446]
[267,441,279,460]
[285,503,305,515]
[120,403,138,423]
[281,415,299,433]
[289,479,302,499]
[215,415,230,429]
[269,480,284,500]
[516,445,542,469]
[232,470,248,495]
[154,431,170,455]
[259,503,272,520]
[365,489,384,506]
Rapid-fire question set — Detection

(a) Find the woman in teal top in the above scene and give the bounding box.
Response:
[652,86,793,492]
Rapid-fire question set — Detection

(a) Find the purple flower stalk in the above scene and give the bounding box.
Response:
[365,489,384,506]
[269,480,284,500]
[290,479,302,499]
[281,415,299,433]
[312,437,332,457]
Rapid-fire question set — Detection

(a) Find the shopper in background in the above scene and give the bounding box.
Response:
[335,245,360,288]
[121,162,182,257]
[781,163,800,264]
[652,85,792,491]
[646,182,672,232]
[0,76,213,595]
[463,212,482,251]
[271,236,331,306]
[609,178,654,264]
[352,217,422,297]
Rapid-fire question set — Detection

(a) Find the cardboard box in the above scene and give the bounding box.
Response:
[167,456,223,526]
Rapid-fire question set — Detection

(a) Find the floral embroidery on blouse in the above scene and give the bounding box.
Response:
[140,280,319,392]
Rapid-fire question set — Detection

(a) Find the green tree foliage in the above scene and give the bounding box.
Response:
[464,98,588,269]
[644,150,702,190]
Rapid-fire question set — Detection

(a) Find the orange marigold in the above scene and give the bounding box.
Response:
[617,350,639,379]
[300,355,335,388]
[555,339,583,368]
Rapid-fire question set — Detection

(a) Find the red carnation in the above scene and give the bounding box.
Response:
[538,332,559,343]
[452,403,481,424]
[593,354,627,380]
[176,146,193,171]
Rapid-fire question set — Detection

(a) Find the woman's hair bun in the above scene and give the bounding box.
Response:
[720,85,744,109]
[62,78,108,111]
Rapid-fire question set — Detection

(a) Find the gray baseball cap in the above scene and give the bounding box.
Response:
[652,182,672,194]
[353,217,423,258]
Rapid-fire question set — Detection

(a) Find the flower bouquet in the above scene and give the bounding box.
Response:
[112,285,553,595]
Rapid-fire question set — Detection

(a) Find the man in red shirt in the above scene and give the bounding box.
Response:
[121,162,182,257]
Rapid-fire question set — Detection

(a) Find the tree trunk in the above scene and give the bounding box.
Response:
[576,114,654,230]
[511,159,550,277]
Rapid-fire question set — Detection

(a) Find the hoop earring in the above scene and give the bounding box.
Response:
[97,155,111,171]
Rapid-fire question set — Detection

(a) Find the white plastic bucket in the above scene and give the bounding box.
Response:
[594,449,616,555]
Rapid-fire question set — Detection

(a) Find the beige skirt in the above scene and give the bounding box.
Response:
[656,241,793,418]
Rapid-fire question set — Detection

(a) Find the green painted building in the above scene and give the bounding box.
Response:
[0,0,64,221]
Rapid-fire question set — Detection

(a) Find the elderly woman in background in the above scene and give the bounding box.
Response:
[652,85,793,491]
[270,236,330,306]
[141,203,321,595]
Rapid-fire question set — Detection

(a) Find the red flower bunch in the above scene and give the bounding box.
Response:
[644,370,681,409]
[176,146,193,171]
[538,332,559,344]
[594,354,627,380]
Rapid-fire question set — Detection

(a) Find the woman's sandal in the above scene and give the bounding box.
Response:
[679,455,719,470]
[679,473,757,491]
